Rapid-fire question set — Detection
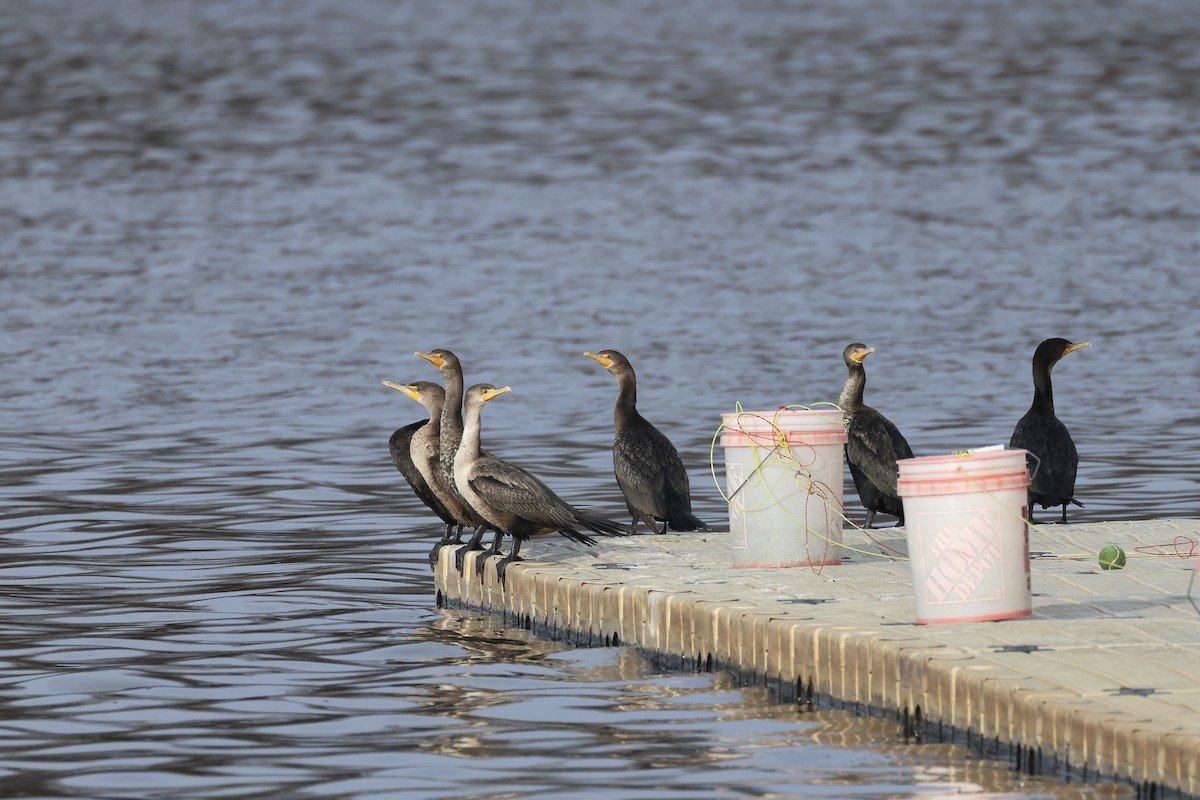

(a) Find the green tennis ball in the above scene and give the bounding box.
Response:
[1098,545,1126,570]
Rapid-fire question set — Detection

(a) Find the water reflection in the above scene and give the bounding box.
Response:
[406,612,1129,799]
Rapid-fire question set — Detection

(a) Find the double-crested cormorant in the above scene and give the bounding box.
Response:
[583,350,709,534]
[839,343,914,528]
[454,383,626,583]
[1009,337,1090,523]
[383,379,476,567]
[416,349,492,568]
[385,411,458,545]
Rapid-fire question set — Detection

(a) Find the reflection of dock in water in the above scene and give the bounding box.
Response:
[436,521,1200,799]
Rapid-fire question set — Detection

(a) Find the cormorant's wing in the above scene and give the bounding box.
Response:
[846,407,913,499]
[468,457,578,529]
[613,417,684,519]
[1011,412,1078,504]
[390,421,456,525]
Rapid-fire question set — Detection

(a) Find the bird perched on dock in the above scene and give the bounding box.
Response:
[454,383,627,583]
[839,343,914,528]
[383,379,476,567]
[583,349,709,534]
[1009,337,1090,523]
[384,402,458,551]
[416,349,492,568]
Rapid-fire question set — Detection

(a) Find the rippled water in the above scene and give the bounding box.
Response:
[3,0,1197,796]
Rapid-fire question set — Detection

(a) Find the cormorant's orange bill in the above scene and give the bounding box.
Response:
[851,345,875,363]
[382,380,421,401]
[584,351,613,368]
[416,350,445,369]
[481,386,511,402]
[1064,341,1090,356]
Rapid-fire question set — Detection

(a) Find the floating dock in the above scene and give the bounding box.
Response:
[435,520,1200,799]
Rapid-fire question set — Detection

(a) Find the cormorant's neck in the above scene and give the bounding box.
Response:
[440,368,464,441]
[424,404,443,437]
[1031,362,1055,415]
[839,364,865,412]
[613,368,637,423]
[458,403,484,461]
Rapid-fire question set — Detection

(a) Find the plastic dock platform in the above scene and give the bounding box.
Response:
[434,520,1200,799]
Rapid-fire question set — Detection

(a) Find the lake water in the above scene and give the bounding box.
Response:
[2,0,1196,796]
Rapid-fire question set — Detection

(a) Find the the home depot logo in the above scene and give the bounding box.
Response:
[918,507,1007,604]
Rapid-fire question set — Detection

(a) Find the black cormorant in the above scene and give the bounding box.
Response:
[386,414,457,545]
[583,350,709,534]
[839,343,914,528]
[383,379,479,567]
[416,349,492,568]
[454,383,626,583]
[1009,337,1090,523]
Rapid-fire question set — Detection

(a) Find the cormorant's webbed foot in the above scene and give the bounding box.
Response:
[494,538,525,585]
[474,531,506,576]
[494,555,524,586]
[428,525,460,569]
[475,538,502,577]
[428,541,446,569]
[454,525,489,574]
[454,540,484,574]
[454,545,473,574]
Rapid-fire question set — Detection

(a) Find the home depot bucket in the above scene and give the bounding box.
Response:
[896,448,1032,624]
[720,409,847,568]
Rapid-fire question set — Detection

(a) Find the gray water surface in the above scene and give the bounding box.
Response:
[3,0,1197,796]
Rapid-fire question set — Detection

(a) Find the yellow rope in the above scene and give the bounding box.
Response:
[710,403,909,562]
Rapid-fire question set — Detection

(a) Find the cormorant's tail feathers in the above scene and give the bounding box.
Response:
[576,512,630,538]
[667,510,711,532]
[557,528,598,547]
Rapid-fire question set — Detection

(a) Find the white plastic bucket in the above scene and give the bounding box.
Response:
[896,448,1032,624]
[720,409,847,568]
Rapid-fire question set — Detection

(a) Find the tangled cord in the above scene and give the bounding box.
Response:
[710,403,907,566]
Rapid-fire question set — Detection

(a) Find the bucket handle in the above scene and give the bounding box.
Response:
[1024,449,1042,482]
[977,444,1040,481]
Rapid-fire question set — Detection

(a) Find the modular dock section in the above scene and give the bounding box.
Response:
[434,520,1200,799]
